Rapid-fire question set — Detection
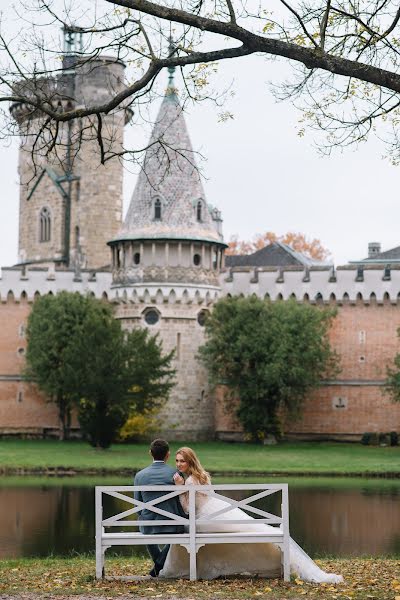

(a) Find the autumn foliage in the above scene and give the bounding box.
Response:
[226,232,330,261]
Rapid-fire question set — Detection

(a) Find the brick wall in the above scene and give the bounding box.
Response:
[0,297,60,433]
[215,302,400,439]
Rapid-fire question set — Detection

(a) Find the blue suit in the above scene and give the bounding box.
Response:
[134,461,186,573]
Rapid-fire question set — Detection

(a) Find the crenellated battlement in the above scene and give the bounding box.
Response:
[3,263,400,306]
[112,283,221,306]
[220,264,400,304]
[0,266,222,307]
[0,267,112,303]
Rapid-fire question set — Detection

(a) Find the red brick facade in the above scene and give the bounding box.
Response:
[2,285,400,439]
[0,295,60,435]
[215,302,400,440]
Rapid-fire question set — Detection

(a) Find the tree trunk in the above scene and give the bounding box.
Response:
[57,393,68,441]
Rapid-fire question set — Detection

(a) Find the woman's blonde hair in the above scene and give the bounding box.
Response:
[176,447,211,485]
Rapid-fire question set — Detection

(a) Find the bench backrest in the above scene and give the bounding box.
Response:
[95,484,289,536]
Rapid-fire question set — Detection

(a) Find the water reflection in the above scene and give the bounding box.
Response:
[0,478,399,558]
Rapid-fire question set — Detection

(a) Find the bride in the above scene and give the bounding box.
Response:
[159,447,343,583]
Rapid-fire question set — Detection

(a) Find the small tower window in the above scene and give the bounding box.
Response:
[154,199,162,220]
[75,226,80,249]
[144,309,160,325]
[197,310,209,327]
[39,207,51,242]
[196,201,202,222]
[193,253,201,266]
[134,252,140,265]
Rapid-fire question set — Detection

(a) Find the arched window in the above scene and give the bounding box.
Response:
[196,200,202,222]
[154,199,162,220]
[39,207,51,242]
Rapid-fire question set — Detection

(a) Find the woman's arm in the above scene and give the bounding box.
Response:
[177,475,197,514]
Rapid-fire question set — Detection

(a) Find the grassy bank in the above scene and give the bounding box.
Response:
[0,556,398,599]
[0,440,399,476]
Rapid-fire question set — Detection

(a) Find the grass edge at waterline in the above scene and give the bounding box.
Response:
[0,440,399,476]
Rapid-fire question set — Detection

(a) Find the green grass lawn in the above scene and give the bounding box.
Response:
[0,439,399,475]
[0,556,398,599]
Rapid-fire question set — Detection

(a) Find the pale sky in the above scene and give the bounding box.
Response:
[1,8,399,268]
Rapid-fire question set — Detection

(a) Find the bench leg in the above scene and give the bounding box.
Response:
[96,541,107,579]
[189,547,197,581]
[282,545,290,582]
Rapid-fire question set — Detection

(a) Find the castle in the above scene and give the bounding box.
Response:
[1,38,399,441]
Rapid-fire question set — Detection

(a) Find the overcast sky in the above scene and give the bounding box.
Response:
[1,8,399,268]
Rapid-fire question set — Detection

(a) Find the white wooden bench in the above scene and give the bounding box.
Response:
[95,483,290,581]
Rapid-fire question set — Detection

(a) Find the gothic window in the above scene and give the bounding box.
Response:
[154,199,162,220]
[39,207,51,242]
[196,200,202,222]
[134,252,140,265]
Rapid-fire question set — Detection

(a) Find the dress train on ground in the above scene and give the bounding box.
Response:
[160,492,343,582]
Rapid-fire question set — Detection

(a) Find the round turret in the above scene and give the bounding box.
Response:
[109,78,227,440]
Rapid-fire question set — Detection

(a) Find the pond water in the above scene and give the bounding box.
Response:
[0,476,399,559]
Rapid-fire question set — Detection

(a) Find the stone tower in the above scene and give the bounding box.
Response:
[12,27,128,270]
[109,71,227,440]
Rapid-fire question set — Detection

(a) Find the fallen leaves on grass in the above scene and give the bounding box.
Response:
[0,556,398,599]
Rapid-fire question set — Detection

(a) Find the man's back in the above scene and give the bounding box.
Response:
[134,462,186,534]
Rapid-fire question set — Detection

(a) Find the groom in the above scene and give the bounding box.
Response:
[134,438,186,577]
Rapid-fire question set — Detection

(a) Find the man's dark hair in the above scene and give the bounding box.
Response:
[150,439,169,461]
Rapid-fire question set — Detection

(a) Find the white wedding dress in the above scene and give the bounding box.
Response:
[160,476,343,582]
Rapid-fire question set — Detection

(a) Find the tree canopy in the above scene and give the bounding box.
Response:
[25,291,175,446]
[226,231,331,260]
[4,1,400,162]
[199,295,339,441]
[385,330,400,404]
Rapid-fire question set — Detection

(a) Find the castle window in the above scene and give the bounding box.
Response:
[17,347,25,356]
[193,253,201,266]
[134,252,140,265]
[144,308,160,325]
[75,226,80,249]
[154,199,162,220]
[383,265,391,281]
[196,201,202,222]
[197,309,209,326]
[39,207,51,242]
[17,390,23,403]
[359,330,366,344]
[18,324,26,338]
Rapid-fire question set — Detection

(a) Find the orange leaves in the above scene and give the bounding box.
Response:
[226,231,331,260]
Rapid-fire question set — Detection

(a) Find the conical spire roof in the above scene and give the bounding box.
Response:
[113,83,224,245]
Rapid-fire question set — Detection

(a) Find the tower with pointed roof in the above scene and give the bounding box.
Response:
[109,70,227,439]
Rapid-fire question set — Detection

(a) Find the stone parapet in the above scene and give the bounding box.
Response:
[0,267,112,302]
[220,264,400,303]
[110,282,221,306]
[112,265,220,287]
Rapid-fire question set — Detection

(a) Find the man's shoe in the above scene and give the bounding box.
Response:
[149,567,159,578]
